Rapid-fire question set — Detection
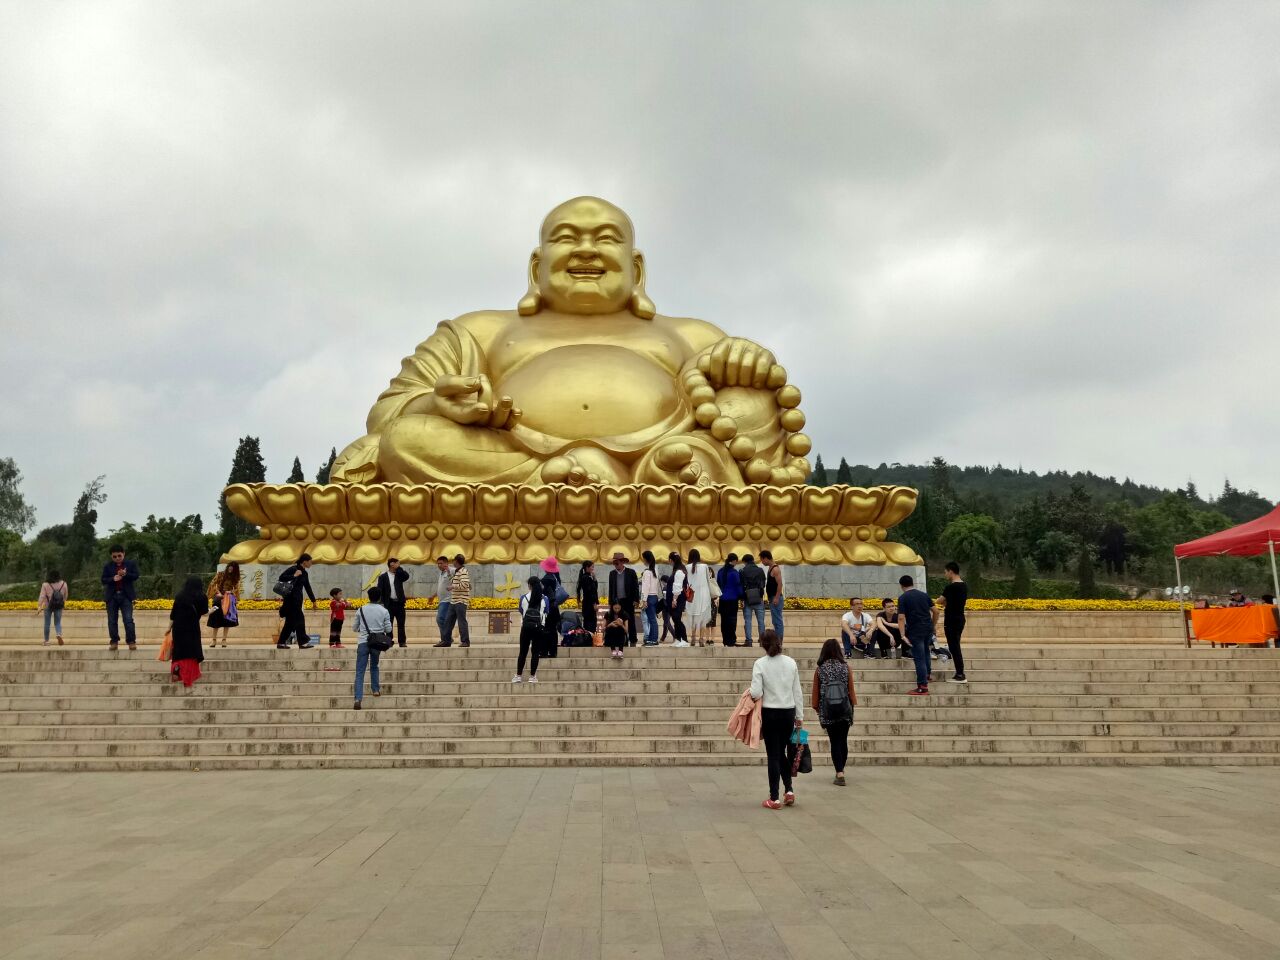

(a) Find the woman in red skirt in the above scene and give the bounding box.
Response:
[170,576,209,694]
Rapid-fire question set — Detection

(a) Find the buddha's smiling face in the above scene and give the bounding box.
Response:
[536,197,639,315]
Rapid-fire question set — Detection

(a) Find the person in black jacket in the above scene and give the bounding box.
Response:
[276,554,318,649]
[575,561,599,633]
[170,576,210,693]
[607,552,640,646]
[376,558,412,647]
[101,544,141,651]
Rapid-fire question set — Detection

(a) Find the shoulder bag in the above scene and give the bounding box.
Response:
[357,609,395,652]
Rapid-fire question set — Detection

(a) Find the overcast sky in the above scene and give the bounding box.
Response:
[2,1,1277,534]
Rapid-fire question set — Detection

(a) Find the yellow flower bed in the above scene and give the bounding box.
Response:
[0,597,1183,612]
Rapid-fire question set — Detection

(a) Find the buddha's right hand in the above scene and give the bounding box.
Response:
[433,375,522,429]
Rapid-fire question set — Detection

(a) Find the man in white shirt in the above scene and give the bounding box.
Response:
[840,598,873,658]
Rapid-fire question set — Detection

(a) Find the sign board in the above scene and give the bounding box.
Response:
[488,611,511,635]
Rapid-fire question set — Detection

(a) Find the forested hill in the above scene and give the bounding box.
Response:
[814,458,1273,526]
[806,456,1274,592]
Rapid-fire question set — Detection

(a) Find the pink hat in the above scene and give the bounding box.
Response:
[540,556,560,574]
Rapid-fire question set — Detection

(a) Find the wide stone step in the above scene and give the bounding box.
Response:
[7,719,1280,743]
[3,734,1279,760]
[6,751,1271,773]
[6,705,1280,725]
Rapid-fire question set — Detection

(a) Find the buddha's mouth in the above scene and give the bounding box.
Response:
[567,266,606,280]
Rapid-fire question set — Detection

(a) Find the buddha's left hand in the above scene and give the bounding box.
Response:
[699,337,782,389]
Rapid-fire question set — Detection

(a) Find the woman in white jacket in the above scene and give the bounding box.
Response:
[685,548,718,646]
[750,629,804,809]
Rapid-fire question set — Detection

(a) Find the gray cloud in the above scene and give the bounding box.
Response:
[2,1,1277,533]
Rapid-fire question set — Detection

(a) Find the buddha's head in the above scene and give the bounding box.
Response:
[518,196,656,318]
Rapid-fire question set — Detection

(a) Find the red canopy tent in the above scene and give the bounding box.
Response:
[1173,506,1280,642]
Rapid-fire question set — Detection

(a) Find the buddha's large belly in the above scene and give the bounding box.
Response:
[499,345,682,440]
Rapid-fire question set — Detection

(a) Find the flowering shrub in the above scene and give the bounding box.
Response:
[0,597,1183,612]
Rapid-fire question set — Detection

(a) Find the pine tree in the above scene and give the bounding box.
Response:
[1012,554,1033,598]
[218,437,266,552]
[63,476,106,578]
[809,455,829,486]
[316,447,337,483]
[1075,544,1098,599]
[287,457,304,483]
[835,457,853,486]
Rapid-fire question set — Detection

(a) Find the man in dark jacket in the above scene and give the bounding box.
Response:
[101,544,141,651]
[376,558,412,647]
[738,554,767,647]
[716,553,743,646]
[276,554,318,649]
[607,552,640,646]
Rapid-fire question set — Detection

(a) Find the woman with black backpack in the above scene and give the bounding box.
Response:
[38,569,68,646]
[514,576,549,684]
[810,639,857,786]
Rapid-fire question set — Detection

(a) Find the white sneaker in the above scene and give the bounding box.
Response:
[511,675,523,683]
[528,676,539,683]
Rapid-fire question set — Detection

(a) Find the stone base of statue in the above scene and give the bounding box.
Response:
[220,482,923,567]
[231,562,926,602]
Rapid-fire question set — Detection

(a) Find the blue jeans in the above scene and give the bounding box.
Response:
[43,607,63,642]
[436,601,452,643]
[644,596,659,644]
[354,642,381,701]
[909,634,931,687]
[768,599,785,639]
[742,603,766,644]
[106,594,136,645]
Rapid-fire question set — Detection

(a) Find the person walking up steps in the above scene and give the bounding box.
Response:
[938,561,969,683]
[750,629,804,809]
[898,575,935,696]
[38,570,67,646]
[514,576,548,683]
[169,576,209,694]
[811,639,857,785]
[353,586,392,709]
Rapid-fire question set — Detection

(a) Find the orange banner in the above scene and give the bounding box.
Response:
[1190,606,1280,645]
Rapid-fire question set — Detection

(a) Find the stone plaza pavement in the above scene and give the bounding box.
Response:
[1,767,1278,960]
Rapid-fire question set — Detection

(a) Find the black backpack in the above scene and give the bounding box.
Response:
[47,584,66,611]
[740,565,766,605]
[820,666,853,725]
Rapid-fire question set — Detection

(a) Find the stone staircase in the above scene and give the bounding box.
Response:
[1,644,1277,771]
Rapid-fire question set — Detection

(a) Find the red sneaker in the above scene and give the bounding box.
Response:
[783,792,795,806]
[761,798,781,810]
[907,687,930,696]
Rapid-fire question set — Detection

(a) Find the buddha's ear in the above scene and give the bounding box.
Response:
[517,248,542,315]
[629,249,656,319]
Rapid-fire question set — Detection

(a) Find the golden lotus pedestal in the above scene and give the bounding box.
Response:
[221,482,922,567]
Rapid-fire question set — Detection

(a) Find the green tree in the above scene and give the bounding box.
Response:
[63,476,106,578]
[1034,530,1077,573]
[1076,544,1098,598]
[1011,554,1033,597]
[316,447,337,483]
[287,457,305,483]
[809,455,829,486]
[835,457,853,485]
[0,457,37,534]
[219,437,266,553]
[939,513,1002,580]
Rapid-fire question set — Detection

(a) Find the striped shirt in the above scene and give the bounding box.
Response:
[450,567,472,606]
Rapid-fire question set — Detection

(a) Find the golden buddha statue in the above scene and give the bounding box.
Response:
[331,196,812,489]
